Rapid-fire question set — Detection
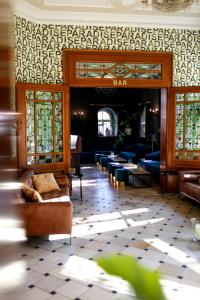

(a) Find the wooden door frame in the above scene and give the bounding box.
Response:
[17,82,70,173]
[63,49,173,182]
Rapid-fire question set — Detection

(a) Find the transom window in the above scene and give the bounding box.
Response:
[98,108,117,137]
[76,62,162,79]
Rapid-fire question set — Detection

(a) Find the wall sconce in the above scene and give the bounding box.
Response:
[149,108,159,114]
[73,111,85,118]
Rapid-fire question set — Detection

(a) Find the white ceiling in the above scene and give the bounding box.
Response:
[11,0,200,29]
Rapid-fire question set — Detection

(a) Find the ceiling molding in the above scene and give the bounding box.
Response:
[11,0,200,29]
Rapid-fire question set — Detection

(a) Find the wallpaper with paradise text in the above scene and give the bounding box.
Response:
[15,16,200,86]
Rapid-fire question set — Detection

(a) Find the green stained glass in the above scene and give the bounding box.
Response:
[54,92,63,101]
[125,63,161,70]
[26,101,35,154]
[36,102,53,153]
[26,89,64,165]
[186,93,200,102]
[176,104,184,150]
[176,92,200,160]
[176,94,184,102]
[125,73,161,79]
[76,62,115,69]
[76,71,115,79]
[55,102,63,152]
[185,103,200,150]
[76,62,162,80]
[26,90,34,100]
[36,91,53,100]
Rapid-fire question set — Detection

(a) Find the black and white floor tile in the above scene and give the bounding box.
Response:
[4,164,200,300]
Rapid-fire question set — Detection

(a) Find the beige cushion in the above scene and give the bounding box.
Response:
[22,184,43,202]
[32,173,60,194]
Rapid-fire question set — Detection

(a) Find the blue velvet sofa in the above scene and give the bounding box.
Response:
[140,151,160,181]
[119,143,152,163]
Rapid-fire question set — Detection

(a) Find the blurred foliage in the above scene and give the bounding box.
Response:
[97,254,166,300]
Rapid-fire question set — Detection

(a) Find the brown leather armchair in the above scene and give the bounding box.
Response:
[178,170,200,204]
[16,169,73,242]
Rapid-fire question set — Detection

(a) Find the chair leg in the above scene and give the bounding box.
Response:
[69,235,72,245]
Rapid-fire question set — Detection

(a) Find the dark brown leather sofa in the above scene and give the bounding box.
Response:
[178,170,200,203]
[16,169,73,241]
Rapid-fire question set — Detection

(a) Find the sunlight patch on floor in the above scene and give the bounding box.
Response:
[73,209,165,237]
[58,255,133,295]
[145,238,197,264]
[72,179,98,188]
[73,219,128,237]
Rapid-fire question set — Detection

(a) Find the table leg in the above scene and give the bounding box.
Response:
[80,176,83,202]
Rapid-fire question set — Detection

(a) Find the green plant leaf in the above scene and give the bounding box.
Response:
[97,254,166,300]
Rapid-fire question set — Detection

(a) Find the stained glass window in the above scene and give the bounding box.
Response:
[175,93,200,160]
[26,90,64,165]
[76,62,162,80]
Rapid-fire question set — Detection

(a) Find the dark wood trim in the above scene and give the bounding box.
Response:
[168,86,200,170]
[160,88,168,172]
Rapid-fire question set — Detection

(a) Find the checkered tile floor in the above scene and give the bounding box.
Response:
[4,164,200,300]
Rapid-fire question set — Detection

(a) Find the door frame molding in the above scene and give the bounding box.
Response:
[63,49,173,186]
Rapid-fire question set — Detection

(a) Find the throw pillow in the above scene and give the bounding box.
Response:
[32,173,60,194]
[22,184,43,202]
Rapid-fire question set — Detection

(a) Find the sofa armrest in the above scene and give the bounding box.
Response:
[54,174,72,196]
[178,170,200,184]
[54,174,70,187]
[17,201,73,236]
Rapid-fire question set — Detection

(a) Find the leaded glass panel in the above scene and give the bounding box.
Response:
[125,63,161,70]
[76,71,115,79]
[26,101,35,154]
[185,103,200,150]
[76,62,162,80]
[176,94,184,102]
[36,91,53,101]
[55,102,63,152]
[27,155,35,165]
[36,102,53,154]
[125,73,161,79]
[54,92,63,101]
[25,88,64,165]
[26,90,34,100]
[186,93,200,102]
[176,104,184,150]
[175,92,200,160]
[76,62,115,69]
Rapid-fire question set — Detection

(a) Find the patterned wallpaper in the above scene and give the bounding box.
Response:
[15,16,200,86]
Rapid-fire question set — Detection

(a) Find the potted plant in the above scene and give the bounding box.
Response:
[121,112,138,135]
[115,112,138,149]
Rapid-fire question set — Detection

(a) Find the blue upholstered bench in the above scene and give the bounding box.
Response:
[119,143,152,163]
[115,168,129,187]
[119,151,136,162]
[108,162,121,175]
[99,156,112,170]
[140,151,160,181]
